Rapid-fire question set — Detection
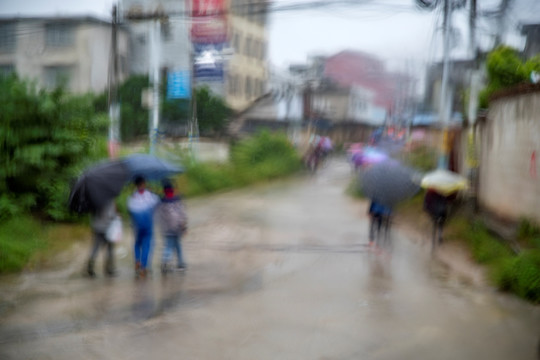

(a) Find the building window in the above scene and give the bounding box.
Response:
[236,75,242,96]
[44,65,72,89]
[245,36,252,57]
[233,33,241,54]
[0,23,16,52]
[46,23,75,47]
[258,40,264,60]
[258,79,264,96]
[0,64,15,77]
[245,76,252,99]
[228,74,234,95]
[161,22,172,42]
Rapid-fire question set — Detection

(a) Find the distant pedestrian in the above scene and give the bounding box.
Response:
[423,189,457,248]
[86,201,117,277]
[127,176,160,278]
[158,180,188,273]
[368,200,392,248]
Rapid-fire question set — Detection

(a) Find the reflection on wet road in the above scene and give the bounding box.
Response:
[1,158,539,360]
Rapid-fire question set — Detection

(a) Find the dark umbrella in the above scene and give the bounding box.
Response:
[123,154,183,181]
[68,154,183,214]
[68,159,129,214]
[360,160,420,208]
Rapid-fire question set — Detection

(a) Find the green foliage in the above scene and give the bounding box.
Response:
[196,86,232,135]
[348,180,364,199]
[479,46,540,108]
[517,218,540,248]
[0,75,107,220]
[492,250,540,303]
[180,131,301,196]
[402,144,437,172]
[230,131,301,178]
[119,75,150,142]
[0,216,46,273]
[447,217,540,303]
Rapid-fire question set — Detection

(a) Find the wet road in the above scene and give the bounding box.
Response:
[1,159,539,360]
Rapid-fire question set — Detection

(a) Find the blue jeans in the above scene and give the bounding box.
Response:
[134,228,153,269]
[162,233,184,267]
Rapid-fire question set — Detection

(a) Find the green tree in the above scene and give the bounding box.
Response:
[0,75,107,220]
[95,75,150,142]
[479,46,539,108]
[196,86,232,136]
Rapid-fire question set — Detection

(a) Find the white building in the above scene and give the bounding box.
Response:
[0,16,129,93]
[121,0,191,77]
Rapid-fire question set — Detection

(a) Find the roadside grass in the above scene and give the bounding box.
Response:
[394,193,540,304]
[0,216,46,274]
[116,131,303,214]
[27,223,91,270]
[346,176,364,199]
[2,132,303,274]
[0,217,90,274]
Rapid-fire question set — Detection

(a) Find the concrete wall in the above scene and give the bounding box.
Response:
[478,89,540,222]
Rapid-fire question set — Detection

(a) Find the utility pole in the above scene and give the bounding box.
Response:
[438,0,452,169]
[188,44,199,162]
[108,5,120,159]
[149,19,161,155]
[494,0,512,46]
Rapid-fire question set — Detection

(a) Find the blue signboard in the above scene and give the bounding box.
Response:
[193,43,226,82]
[167,71,191,99]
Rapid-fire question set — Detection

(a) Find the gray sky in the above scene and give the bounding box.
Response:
[1,0,537,74]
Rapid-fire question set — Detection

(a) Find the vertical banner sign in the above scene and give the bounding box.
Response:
[167,71,191,99]
[191,0,228,82]
[191,0,227,44]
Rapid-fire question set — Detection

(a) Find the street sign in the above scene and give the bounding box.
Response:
[167,71,191,99]
[194,44,225,81]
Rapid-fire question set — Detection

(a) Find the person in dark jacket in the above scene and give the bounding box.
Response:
[368,200,392,247]
[423,189,457,247]
[87,201,117,277]
[157,180,188,273]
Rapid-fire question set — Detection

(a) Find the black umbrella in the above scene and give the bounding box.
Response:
[68,159,129,214]
[68,154,183,214]
[360,160,420,208]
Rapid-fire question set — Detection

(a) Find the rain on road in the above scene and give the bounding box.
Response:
[1,158,539,360]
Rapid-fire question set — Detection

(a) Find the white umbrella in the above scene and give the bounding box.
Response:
[421,169,468,196]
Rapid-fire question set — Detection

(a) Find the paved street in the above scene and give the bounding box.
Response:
[1,158,539,360]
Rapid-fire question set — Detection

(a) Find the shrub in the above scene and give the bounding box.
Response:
[492,250,540,303]
[0,216,46,274]
[402,144,437,172]
[0,76,107,220]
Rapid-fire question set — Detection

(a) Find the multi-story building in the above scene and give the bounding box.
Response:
[122,0,191,79]
[121,0,269,111]
[0,16,129,93]
[226,0,269,110]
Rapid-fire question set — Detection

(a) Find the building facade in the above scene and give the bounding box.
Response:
[121,0,268,111]
[226,0,268,110]
[122,0,191,80]
[0,16,129,93]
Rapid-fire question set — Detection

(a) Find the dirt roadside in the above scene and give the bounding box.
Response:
[394,210,488,288]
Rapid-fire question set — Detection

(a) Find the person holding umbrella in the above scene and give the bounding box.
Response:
[423,189,457,248]
[420,169,467,249]
[86,201,118,277]
[368,200,392,248]
[157,180,188,273]
[127,176,160,278]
